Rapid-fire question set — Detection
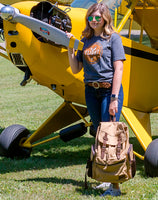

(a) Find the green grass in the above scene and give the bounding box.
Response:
[0,55,158,200]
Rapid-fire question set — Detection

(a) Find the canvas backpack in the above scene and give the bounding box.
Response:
[85,121,136,188]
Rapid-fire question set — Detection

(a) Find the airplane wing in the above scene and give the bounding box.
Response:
[117,0,158,49]
[133,0,158,49]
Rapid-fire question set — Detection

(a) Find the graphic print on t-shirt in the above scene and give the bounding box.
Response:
[84,42,103,64]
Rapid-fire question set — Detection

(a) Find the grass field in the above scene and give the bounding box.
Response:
[0,56,158,200]
[0,1,158,199]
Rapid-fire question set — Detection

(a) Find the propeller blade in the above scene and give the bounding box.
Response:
[0,3,4,10]
[0,5,83,50]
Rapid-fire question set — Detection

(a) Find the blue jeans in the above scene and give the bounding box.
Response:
[85,85,124,131]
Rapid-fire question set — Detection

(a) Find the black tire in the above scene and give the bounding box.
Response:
[0,124,31,158]
[144,139,158,177]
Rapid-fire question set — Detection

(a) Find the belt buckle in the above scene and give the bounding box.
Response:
[92,82,100,89]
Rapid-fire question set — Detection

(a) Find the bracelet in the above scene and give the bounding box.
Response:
[68,48,74,54]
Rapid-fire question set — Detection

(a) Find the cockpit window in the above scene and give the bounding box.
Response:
[71,0,97,9]
[71,0,122,15]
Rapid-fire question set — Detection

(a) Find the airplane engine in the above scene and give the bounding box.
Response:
[30,1,72,47]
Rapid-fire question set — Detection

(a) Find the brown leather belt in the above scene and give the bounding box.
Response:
[86,82,111,89]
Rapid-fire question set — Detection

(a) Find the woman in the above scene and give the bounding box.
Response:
[67,3,126,197]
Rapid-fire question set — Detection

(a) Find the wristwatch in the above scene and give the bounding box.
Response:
[111,94,118,101]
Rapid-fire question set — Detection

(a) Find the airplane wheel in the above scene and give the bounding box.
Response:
[144,139,158,177]
[0,124,31,159]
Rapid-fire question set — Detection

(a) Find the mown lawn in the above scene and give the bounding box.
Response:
[0,1,158,198]
[0,53,158,200]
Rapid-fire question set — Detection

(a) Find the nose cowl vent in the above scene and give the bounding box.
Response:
[10,53,27,67]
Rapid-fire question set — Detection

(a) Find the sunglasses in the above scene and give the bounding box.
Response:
[88,16,102,22]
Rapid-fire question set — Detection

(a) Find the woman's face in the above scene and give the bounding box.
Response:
[88,10,105,33]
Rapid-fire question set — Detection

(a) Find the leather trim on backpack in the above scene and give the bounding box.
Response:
[101,132,108,159]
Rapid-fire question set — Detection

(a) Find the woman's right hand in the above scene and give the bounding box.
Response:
[66,32,82,74]
[66,32,74,39]
[66,32,75,54]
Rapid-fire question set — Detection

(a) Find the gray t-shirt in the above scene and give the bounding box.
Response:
[77,32,126,83]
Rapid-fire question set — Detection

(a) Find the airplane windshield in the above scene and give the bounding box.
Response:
[71,0,97,9]
[71,0,122,14]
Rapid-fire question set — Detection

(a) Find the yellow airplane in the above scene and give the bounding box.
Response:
[0,0,158,177]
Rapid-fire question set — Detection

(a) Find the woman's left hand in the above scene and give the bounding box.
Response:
[109,99,118,116]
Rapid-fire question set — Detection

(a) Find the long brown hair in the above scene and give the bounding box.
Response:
[82,3,114,39]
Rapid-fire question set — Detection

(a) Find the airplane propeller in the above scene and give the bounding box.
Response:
[0,3,83,50]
